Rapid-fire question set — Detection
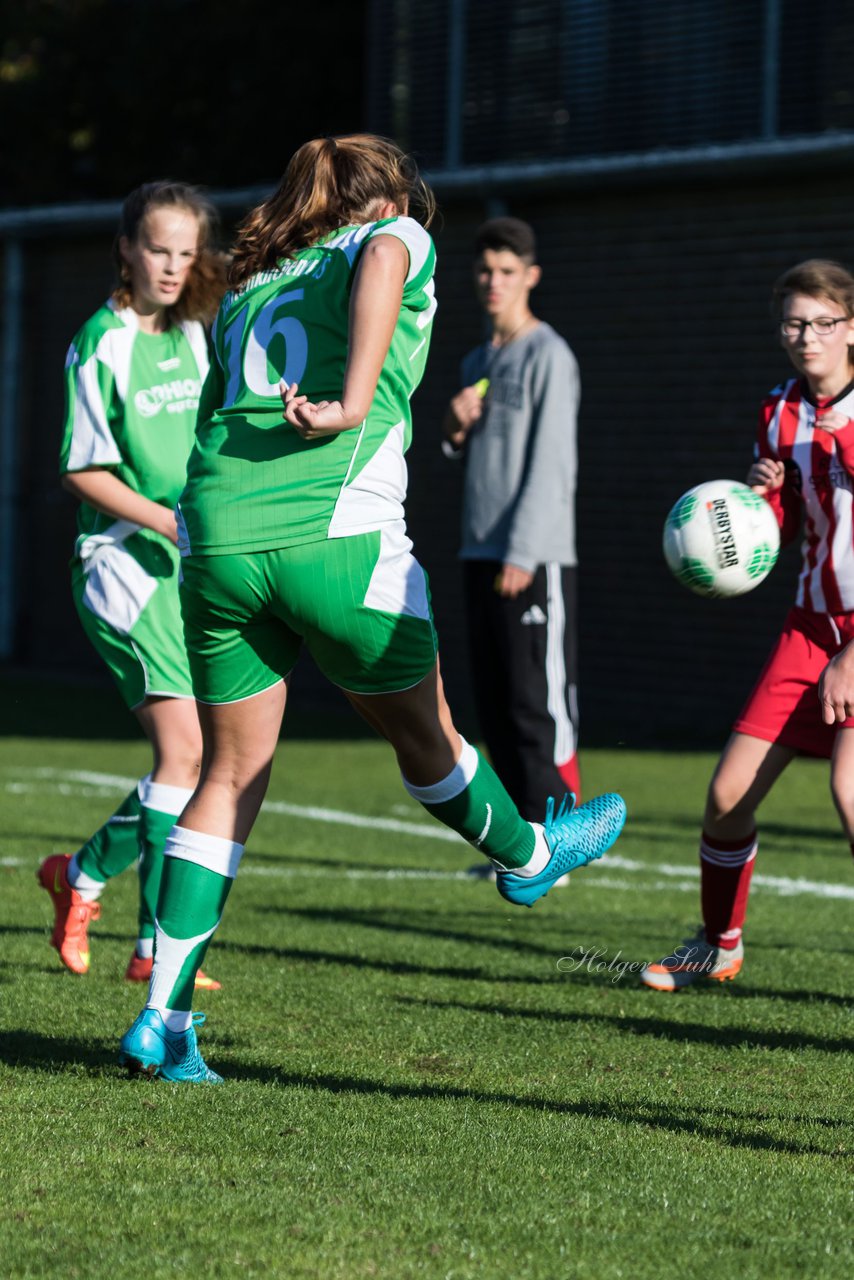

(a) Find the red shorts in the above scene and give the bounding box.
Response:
[734,606,854,759]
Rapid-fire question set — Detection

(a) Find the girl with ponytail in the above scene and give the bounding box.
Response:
[119,135,625,1083]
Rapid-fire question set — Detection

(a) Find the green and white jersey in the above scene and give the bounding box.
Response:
[60,301,209,558]
[179,215,437,554]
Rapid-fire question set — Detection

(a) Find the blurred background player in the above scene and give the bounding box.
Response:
[117,134,626,1083]
[442,217,581,863]
[37,181,225,990]
[642,258,854,991]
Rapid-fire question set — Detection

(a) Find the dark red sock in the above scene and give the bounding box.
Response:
[557,753,581,803]
[699,830,757,948]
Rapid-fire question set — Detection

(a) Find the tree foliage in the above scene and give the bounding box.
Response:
[0,0,367,206]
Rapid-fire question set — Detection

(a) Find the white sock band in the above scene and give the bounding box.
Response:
[66,856,105,900]
[164,825,244,880]
[493,823,551,877]
[402,737,479,804]
[141,779,195,816]
[159,1007,193,1034]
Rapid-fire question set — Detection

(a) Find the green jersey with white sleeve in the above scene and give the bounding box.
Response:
[179,215,437,555]
[60,301,209,555]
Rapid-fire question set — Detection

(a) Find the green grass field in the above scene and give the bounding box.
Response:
[1,686,852,1279]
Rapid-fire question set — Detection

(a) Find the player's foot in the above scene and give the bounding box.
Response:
[36,853,101,975]
[118,1009,222,1083]
[467,862,569,887]
[496,792,626,907]
[124,951,223,991]
[639,929,744,992]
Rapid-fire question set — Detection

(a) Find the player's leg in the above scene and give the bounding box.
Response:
[144,684,286,1003]
[37,782,145,975]
[829,726,854,851]
[38,569,157,974]
[124,694,220,988]
[345,660,624,907]
[298,530,624,906]
[120,548,295,1080]
[641,732,794,991]
[119,682,286,1081]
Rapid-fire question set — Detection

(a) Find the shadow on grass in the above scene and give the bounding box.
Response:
[0,1032,846,1160]
[217,936,554,985]
[0,1030,117,1073]
[212,1064,851,1159]
[397,994,854,1056]
[253,903,575,960]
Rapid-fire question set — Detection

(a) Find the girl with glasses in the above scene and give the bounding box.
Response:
[642,258,854,991]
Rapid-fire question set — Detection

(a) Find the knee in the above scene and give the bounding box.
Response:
[158,737,203,789]
[830,774,854,816]
[705,773,751,828]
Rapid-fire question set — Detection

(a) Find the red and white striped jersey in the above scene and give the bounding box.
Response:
[758,376,854,613]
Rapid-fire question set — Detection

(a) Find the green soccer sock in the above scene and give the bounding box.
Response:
[136,780,195,950]
[146,826,243,1025]
[72,782,145,885]
[402,739,537,869]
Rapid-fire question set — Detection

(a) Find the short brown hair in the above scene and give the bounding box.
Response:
[474,217,537,263]
[772,258,854,319]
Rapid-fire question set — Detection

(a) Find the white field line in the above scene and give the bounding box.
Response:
[4,766,854,900]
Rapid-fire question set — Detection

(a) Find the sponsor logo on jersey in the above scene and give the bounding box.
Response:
[810,467,854,496]
[134,378,201,418]
[157,357,182,372]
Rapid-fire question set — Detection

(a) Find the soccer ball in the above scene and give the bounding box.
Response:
[663,480,780,598]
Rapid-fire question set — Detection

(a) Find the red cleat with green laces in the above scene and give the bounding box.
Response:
[37,853,101,975]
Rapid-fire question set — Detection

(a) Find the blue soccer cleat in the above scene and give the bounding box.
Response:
[119,1008,222,1084]
[496,792,626,907]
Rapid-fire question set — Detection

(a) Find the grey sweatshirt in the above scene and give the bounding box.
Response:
[453,322,578,571]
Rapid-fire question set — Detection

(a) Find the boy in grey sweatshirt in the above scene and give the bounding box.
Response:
[443,217,580,822]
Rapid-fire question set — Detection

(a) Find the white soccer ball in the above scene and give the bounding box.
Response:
[663,479,780,598]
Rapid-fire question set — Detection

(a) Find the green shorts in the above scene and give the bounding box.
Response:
[179,526,438,703]
[72,534,194,710]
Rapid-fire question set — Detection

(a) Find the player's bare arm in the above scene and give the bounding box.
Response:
[61,468,179,543]
[747,457,785,494]
[819,641,854,724]
[281,236,408,440]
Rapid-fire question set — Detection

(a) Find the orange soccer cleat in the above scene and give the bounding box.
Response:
[640,930,744,992]
[125,950,222,991]
[37,853,101,975]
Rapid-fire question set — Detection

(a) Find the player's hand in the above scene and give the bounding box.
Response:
[154,506,179,545]
[280,382,360,439]
[444,386,484,448]
[815,408,851,434]
[747,458,784,494]
[819,643,854,724]
[495,562,535,598]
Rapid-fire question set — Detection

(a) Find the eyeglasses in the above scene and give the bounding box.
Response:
[780,316,849,338]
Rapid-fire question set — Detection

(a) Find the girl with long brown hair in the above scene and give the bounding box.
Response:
[119,136,625,1083]
[38,181,226,991]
